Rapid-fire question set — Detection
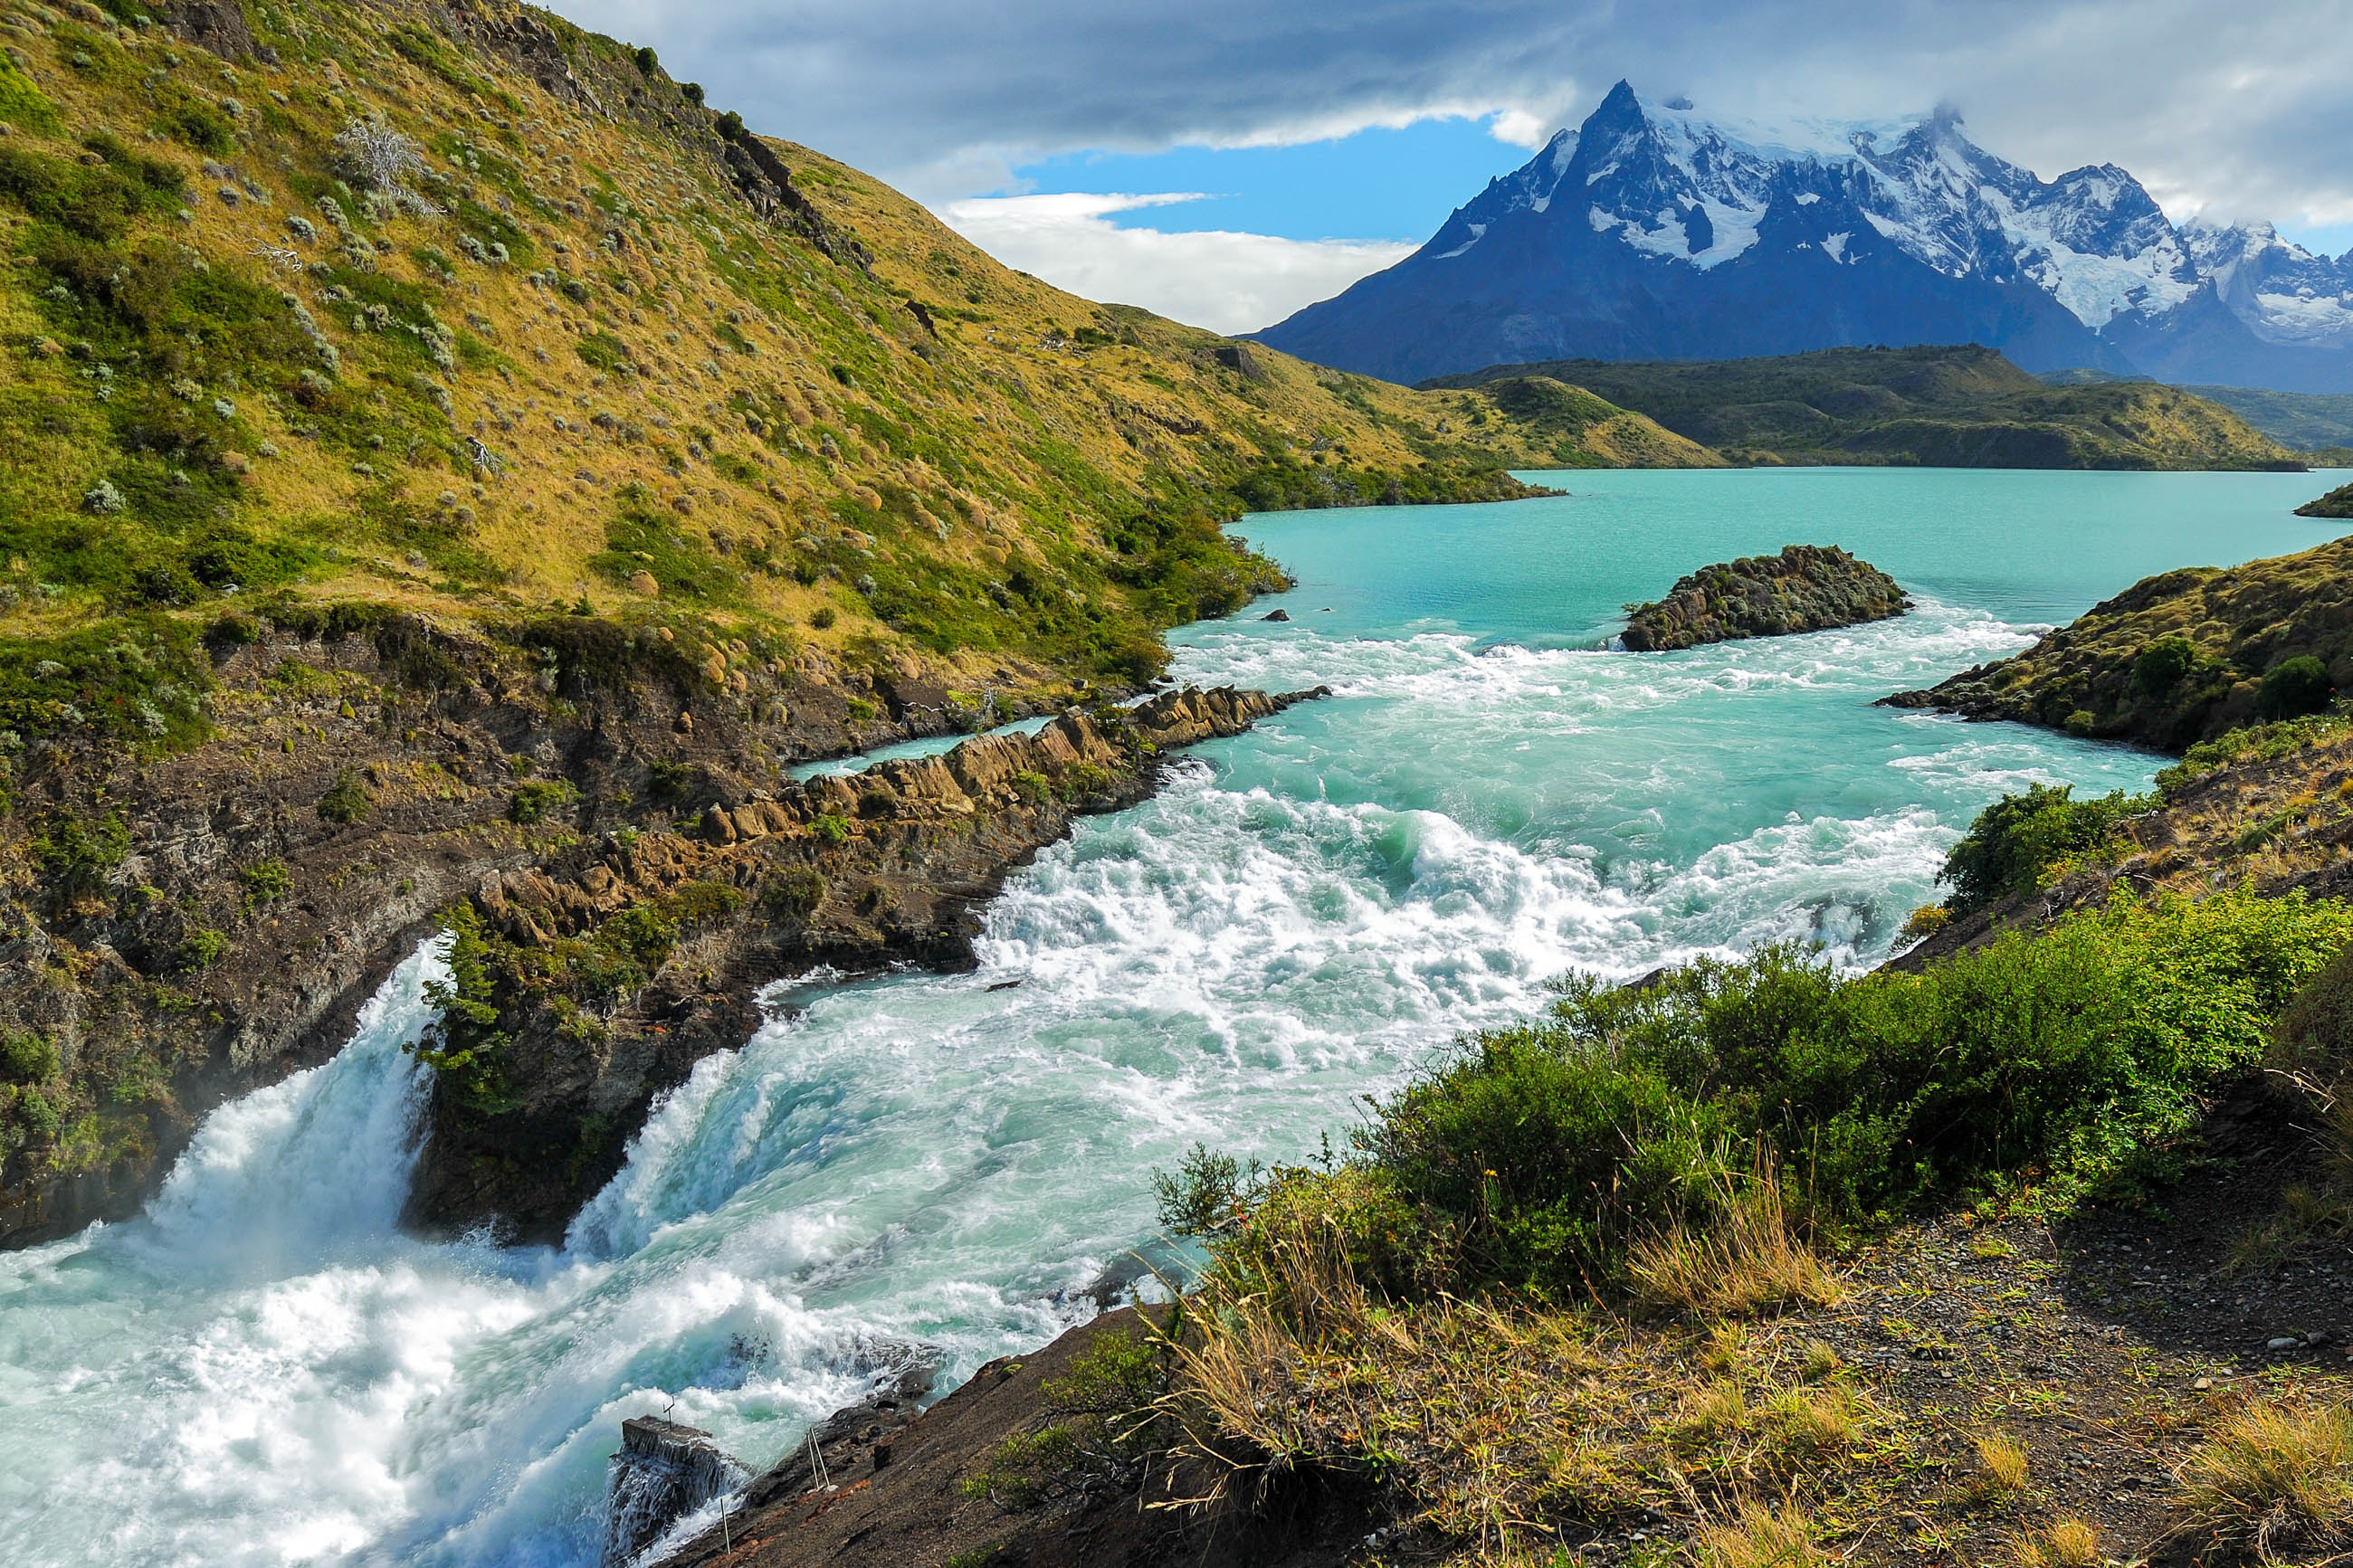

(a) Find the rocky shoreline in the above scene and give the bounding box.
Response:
[1620,544,1908,651]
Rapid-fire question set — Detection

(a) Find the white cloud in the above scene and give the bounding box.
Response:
[1486,109,1553,148]
[935,194,1418,334]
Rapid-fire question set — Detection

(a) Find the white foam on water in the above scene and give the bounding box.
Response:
[0,592,2161,1568]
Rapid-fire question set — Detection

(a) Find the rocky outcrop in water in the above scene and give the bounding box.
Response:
[403,683,1329,1246]
[1621,545,1908,651]
[603,1418,747,1568]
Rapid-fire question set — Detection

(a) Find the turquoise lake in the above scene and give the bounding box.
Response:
[0,468,2339,1566]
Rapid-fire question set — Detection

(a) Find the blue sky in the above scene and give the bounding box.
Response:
[1006,117,1541,245]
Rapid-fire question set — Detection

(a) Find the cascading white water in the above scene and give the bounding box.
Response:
[0,470,2329,1567]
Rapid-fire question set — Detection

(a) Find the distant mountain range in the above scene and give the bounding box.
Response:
[1253,82,2353,394]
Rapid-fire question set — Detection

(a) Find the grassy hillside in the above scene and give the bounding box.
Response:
[2181,384,2353,452]
[0,0,1710,715]
[1423,345,2303,470]
[1887,536,2353,749]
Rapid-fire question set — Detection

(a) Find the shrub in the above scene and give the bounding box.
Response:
[809,606,836,631]
[13,1086,60,1142]
[2159,714,2352,794]
[237,857,291,907]
[414,903,516,1114]
[0,1030,57,1084]
[2135,635,2199,696]
[318,769,372,824]
[176,927,230,971]
[509,778,578,824]
[32,811,129,900]
[633,45,658,73]
[1060,761,1114,800]
[645,758,700,801]
[812,812,850,845]
[760,867,825,916]
[1939,784,2146,916]
[2258,655,2333,723]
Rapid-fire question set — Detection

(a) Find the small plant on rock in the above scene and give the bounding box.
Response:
[318,769,372,824]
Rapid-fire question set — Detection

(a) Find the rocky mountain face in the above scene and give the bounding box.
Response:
[1256,82,2353,394]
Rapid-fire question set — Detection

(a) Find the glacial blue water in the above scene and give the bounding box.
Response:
[0,468,2338,1566]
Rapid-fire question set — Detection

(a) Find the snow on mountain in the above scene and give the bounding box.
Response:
[1255,81,2353,393]
[2180,217,2353,348]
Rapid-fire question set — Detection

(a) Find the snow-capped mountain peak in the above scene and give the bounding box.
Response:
[1259,84,2353,393]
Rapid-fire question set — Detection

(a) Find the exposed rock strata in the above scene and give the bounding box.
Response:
[0,610,1069,1250]
[1621,545,1907,651]
[405,682,1327,1245]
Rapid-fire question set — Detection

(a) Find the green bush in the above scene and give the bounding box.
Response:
[414,902,517,1114]
[318,770,372,824]
[13,1086,60,1142]
[236,857,292,907]
[176,927,230,971]
[645,758,700,801]
[812,812,850,845]
[32,811,129,901]
[1260,887,2353,1301]
[0,1031,57,1084]
[1938,784,2146,916]
[2135,636,2200,696]
[2258,656,2334,723]
[510,778,578,824]
[761,867,826,916]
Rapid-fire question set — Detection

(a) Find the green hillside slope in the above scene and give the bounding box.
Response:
[1424,346,2303,470]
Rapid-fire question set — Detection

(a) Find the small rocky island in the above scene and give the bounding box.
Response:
[1620,544,1909,651]
[2296,480,2353,519]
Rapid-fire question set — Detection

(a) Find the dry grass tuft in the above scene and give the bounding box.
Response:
[2172,1398,2353,1562]
[1968,1431,2031,1500]
[1691,1500,1834,1568]
[1629,1162,1843,1317]
[2011,1516,2102,1567]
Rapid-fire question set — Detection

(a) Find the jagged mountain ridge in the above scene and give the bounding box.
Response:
[1257,82,2353,393]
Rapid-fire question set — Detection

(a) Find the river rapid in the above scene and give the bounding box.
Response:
[0,467,2339,1565]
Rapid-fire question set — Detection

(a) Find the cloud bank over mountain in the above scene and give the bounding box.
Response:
[556,0,2350,229]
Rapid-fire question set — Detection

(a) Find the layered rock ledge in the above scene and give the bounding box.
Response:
[1621,544,1908,651]
[405,683,1328,1244]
